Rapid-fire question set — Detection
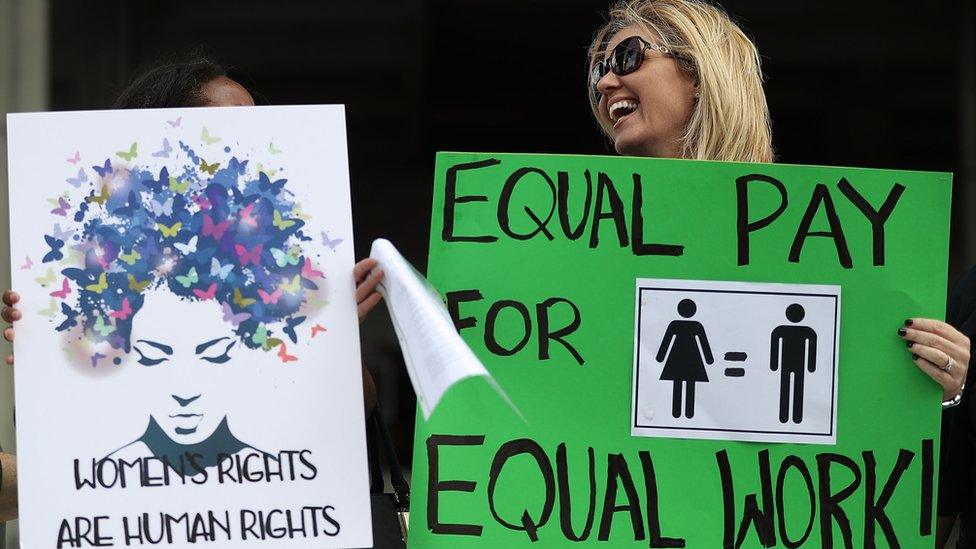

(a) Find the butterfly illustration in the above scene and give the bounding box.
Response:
[66,168,87,188]
[112,191,139,217]
[271,248,299,267]
[269,142,282,155]
[251,324,268,346]
[302,257,324,279]
[118,249,142,266]
[109,298,133,320]
[39,298,58,318]
[277,341,298,363]
[234,243,263,266]
[193,283,217,300]
[85,273,108,294]
[257,287,282,304]
[192,195,212,211]
[202,215,231,240]
[258,172,286,195]
[201,126,221,145]
[321,230,344,249]
[221,302,252,326]
[169,176,190,194]
[92,159,113,177]
[157,222,182,238]
[67,151,81,164]
[50,278,71,299]
[175,267,199,288]
[55,302,79,332]
[51,223,75,242]
[263,337,284,351]
[150,197,174,217]
[20,256,33,270]
[43,235,65,263]
[198,158,220,175]
[90,352,107,368]
[86,184,109,205]
[238,203,257,227]
[272,210,296,230]
[128,274,151,292]
[233,288,256,308]
[167,116,182,128]
[211,258,234,280]
[151,138,172,158]
[93,315,115,336]
[279,274,301,294]
[51,196,70,217]
[116,142,138,161]
[311,324,327,338]
[282,315,307,344]
[174,235,198,255]
[35,268,55,286]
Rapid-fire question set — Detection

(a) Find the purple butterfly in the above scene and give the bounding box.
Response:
[92,159,113,177]
[66,168,87,188]
[51,197,70,217]
[321,230,343,249]
[51,223,75,242]
[221,302,252,326]
[152,138,173,158]
[90,352,106,368]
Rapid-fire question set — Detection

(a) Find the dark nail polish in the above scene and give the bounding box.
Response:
[898,328,907,336]
[905,319,914,326]
[913,354,919,360]
[907,342,914,348]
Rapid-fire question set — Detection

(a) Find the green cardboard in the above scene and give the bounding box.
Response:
[410,152,952,547]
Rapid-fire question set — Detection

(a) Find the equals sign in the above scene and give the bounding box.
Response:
[724,352,747,377]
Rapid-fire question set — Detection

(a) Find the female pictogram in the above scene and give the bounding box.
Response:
[655,298,714,418]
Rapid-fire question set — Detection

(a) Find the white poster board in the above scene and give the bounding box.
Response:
[632,278,841,445]
[6,106,372,548]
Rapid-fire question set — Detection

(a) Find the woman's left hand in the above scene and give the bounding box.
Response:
[899,318,969,401]
[354,258,384,323]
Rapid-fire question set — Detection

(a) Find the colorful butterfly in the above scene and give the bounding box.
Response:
[192,195,212,211]
[311,324,327,338]
[234,243,263,266]
[108,298,133,320]
[50,278,71,299]
[169,176,190,194]
[238,203,257,227]
[128,274,151,292]
[157,222,182,238]
[67,151,81,164]
[150,197,174,217]
[39,298,58,318]
[92,159,113,177]
[251,324,268,346]
[20,256,33,270]
[221,302,252,326]
[277,341,298,363]
[210,258,234,280]
[66,168,87,188]
[263,337,284,351]
[198,158,220,175]
[167,116,182,128]
[175,267,198,288]
[86,184,109,205]
[302,257,324,279]
[321,230,344,249]
[202,215,231,240]
[43,235,65,263]
[152,138,172,158]
[269,142,282,155]
[51,196,70,216]
[201,126,221,145]
[174,235,198,255]
[271,247,299,267]
[85,273,108,294]
[258,172,287,195]
[272,210,296,230]
[93,315,115,336]
[55,302,79,331]
[257,287,282,305]
[116,142,138,161]
[118,249,141,265]
[282,315,307,344]
[51,223,75,242]
[280,274,302,294]
[233,288,256,308]
[90,352,107,368]
[193,283,217,300]
[35,268,55,286]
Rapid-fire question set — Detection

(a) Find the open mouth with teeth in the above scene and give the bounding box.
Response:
[609,100,639,124]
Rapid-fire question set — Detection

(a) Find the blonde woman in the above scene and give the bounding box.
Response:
[587,1,970,544]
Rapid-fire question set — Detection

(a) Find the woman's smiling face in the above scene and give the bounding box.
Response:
[130,289,239,444]
[593,25,697,159]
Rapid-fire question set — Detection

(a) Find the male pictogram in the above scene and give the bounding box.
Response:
[770,303,818,423]
[656,299,714,419]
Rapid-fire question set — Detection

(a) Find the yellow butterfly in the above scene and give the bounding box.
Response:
[233,288,256,308]
[201,126,221,145]
[269,142,282,155]
[168,176,189,193]
[199,158,220,175]
[35,268,56,287]
[116,142,138,161]
[272,210,296,230]
[128,274,150,292]
[85,272,108,294]
[157,222,182,238]
[279,275,301,294]
[39,298,58,317]
[119,249,142,265]
[263,337,283,351]
[86,184,109,205]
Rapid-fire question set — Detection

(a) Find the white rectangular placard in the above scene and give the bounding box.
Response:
[632,278,840,444]
[7,106,372,548]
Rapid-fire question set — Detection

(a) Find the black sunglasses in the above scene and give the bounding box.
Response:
[589,36,673,101]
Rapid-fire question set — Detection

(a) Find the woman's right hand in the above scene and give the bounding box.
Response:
[2,290,21,365]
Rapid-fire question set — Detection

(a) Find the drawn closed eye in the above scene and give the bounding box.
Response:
[200,340,236,364]
[133,346,168,367]
[133,339,173,367]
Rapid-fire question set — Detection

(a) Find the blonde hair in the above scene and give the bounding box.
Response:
[588,0,774,162]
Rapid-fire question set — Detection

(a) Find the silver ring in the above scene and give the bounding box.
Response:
[944,356,955,372]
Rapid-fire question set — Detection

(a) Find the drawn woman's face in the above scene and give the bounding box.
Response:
[129,289,239,444]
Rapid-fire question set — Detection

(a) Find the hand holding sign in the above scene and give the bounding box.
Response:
[900,318,969,400]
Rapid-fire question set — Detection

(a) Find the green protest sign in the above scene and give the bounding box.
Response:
[410,152,951,547]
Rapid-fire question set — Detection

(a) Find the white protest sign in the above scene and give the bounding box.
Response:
[7,106,372,548]
[632,278,841,444]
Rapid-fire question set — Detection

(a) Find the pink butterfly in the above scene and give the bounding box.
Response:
[234,243,263,266]
[311,324,327,338]
[193,283,217,300]
[167,116,182,128]
[51,197,70,216]
[302,257,324,279]
[277,341,298,363]
[193,195,212,211]
[202,215,231,240]
[50,278,71,299]
[20,256,32,270]
[108,298,132,320]
[257,287,282,304]
[239,203,258,227]
[66,151,80,164]
[221,302,252,326]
